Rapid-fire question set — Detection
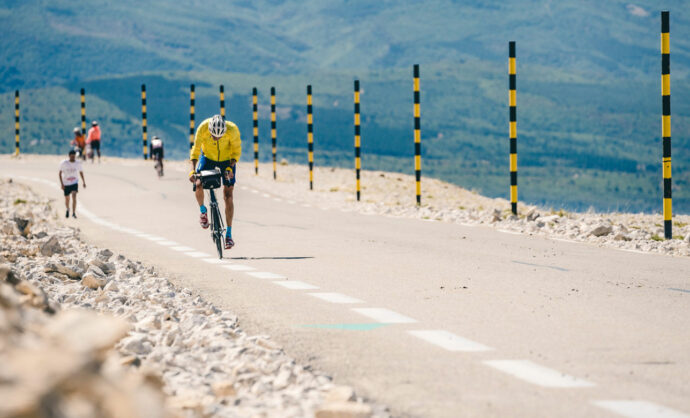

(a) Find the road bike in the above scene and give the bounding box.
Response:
[153,157,163,178]
[193,167,225,259]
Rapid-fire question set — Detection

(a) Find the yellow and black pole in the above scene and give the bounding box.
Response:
[661,11,672,239]
[354,80,361,201]
[252,87,259,175]
[307,85,314,190]
[271,87,277,180]
[141,84,148,160]
[14,91,19,155]
[413,64,421,206]
[220,84,225,118]
[509,41,518,216]
[189,84,195,150]
[80,88,86,136]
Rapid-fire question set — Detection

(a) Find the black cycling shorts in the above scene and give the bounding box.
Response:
[90,140,100,151]
[63,184,78,196]
[196,154,236,187]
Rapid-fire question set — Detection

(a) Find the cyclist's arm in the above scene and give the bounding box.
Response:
[228,125,241,162]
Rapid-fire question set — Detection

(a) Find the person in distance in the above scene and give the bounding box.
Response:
[86,120,102,163]
[70,127,86,160]
[151,135,164,176]
[58,149,86,219]
[189,115,241,250]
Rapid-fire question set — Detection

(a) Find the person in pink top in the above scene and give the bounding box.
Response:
[87,120,102,163]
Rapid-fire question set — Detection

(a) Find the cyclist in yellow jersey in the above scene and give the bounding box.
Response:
[189,115,241,249]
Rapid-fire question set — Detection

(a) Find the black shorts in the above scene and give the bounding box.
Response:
[63,184,78,196]
[152,148,163,160]
[90,140,100,151]
[196,155,236,187]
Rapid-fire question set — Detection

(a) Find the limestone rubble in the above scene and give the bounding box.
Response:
[0,180,383,418]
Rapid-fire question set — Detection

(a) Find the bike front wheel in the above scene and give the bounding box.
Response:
[211,207,223,259]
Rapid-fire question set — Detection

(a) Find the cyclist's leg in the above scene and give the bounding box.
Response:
[194,154,207,207]
[222,163,236,233]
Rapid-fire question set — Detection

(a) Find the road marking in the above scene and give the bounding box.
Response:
[247,272,287,279]
[240,186,248,190]
[135,233,154,238]
[308,293,363,304]
[592,401,690,418]
[201,258,229,264]
[184,251,212,258]
[668,288,690,294]
[351,308,417,324]
[262,193,270,198]
[302,204,311,208]
[407,330,493,352]
[483,360,595,388]
[300,323,388,331]
[156,240,179,246]
[171,246,195,252]
[274,198,283,202]
[221,264,255,271]
[287,200,296,204]
[273,280,319,290]
[251,190,258,194]
[144,236,166,241]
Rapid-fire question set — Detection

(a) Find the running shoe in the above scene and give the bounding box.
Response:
[200,212,209,229]
[72,213,77,219]
[225,236,234,249]
[65,210,69,218]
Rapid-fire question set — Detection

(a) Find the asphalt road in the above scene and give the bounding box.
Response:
[3,156,689,418]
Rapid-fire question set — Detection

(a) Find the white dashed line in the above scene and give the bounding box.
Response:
[483,360,595,388]
[251,190,258,194]
[262,193,270,198]
[201,258,229,264]
[592,401,689,418]
[144,236,166,241]
[221,264,255,271]
[246,272,287,279]
[156,240,179,246]
[308,293,363,304]
[351,308,417,324]
[240,186,248,190]
[407,330,493,352]
[273,281,319,290]
[171,246,195,252]
[287,200,296,204]
[184,251,212,258]
[301,204,311,208]
[274,198,283,202]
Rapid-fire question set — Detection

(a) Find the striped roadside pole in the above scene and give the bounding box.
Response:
[413,64,421,206]
[189,84,195,150]
[220,84,225,118]
[80,88,86,136]
[661,11,672,239]
[141,84,148,160]
[509,41,518,215]
[14,91,19,155]
[354,80,361,201]
[271,87,277,180]
[307,85,314,190]
[252,87,259,174]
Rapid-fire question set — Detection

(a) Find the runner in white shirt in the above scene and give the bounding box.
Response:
[58,149,86,218]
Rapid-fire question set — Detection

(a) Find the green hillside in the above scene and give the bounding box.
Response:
[1,0,689,213]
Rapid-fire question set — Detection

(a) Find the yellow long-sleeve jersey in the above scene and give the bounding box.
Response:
[190,117,241,162]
